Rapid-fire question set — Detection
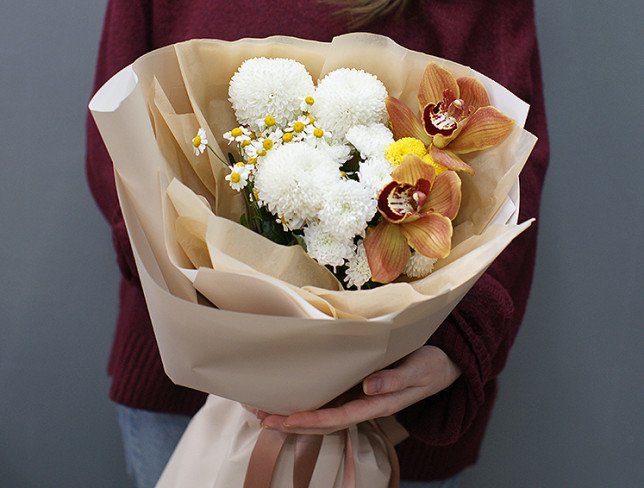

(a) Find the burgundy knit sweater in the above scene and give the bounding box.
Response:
[87,0,549,481]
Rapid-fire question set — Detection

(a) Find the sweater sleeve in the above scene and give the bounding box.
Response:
[395,44,550,446]
[86,0,152,283]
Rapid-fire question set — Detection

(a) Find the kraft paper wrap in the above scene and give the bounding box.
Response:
[90,33,535,414]
[90,34,536,488]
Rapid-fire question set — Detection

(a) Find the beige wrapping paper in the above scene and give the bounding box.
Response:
[156,395,397,488]
[89,33,536,488]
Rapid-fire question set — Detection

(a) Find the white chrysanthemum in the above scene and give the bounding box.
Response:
[192,128,208,155]
[253,142,340,229]
[229,58,314,131]
[318,179,377,241]
[404,252,438,279]
[344,240,372,289]
[358,156,394,194]
[310,68,388,142]
[303,223,355,267]
[306,139,352,165]
[346,124,394,159]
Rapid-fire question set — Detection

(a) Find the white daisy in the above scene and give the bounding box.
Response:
[300,94,316,112]
[245,129,282,160]
[304,123,333,144]
[229,58,315,131]
[344,240,372,289]
[284,115,312,142]
[225,165,250,191]
[223,126,251,144]
[192,128,208,156]
[404,252,438,279]
[310,68,388,143]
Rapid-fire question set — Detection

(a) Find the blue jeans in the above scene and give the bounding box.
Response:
[117,405,459,488]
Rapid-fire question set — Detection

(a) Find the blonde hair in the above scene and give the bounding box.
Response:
[322,0,410,27]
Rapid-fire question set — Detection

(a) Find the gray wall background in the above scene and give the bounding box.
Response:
[1,1,642,487]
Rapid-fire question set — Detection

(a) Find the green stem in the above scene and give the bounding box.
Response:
[206,144,231,167]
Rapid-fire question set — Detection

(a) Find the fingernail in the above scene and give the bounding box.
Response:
[364,378,382,395]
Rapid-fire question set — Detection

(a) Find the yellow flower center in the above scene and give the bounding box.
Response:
[250,131,257,140]
[385,138,427,166]
[231,127,243,137]
[192,135,202,147]
[235,162,245,168]
[230,173,241,183]
[308,115,315,124]
[263,139,274,150]
[258,149,267,157]
[264,115,276,127]
[282,132,294,142]
[305,96,315,105]
[248,157,257,165]
[241,140,251,147]
[293,121,305,133]
[313,128,324,138]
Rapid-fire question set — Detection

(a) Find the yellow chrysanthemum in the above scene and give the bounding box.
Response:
[385,137,427,166]
[422,154,448,175]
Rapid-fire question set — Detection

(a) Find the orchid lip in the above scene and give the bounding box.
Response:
[423,89,471,137]
[426,104,458,135]
[378,179,431,223]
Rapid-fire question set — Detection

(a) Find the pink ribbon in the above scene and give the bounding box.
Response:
[243,424,400,488]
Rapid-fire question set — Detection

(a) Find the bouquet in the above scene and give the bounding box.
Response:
[89,33,536,488]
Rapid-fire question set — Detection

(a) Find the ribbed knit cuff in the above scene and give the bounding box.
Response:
[395,273,513,446]
[395,380,497,480]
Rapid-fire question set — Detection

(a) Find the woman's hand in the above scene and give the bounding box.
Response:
[259,345,461,435]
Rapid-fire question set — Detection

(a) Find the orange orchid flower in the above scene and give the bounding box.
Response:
[363,154,462,283]
[386,62,514,175]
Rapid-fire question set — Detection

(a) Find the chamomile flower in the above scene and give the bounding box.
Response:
[223,126,251,144]
[346,124,394,160]
[318,179,377,241]
[303,223,355,268]
[310,68,388,142]
[344,241,372,289]
[245,129,282,160]
[229,58,315,131]
[225,165,250,191]
[192,128,208,155]
[404,252,438,279]
[256,115,277,132]
[253,142,341,229]
[300,95,316,112]
[284,115,312,142]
